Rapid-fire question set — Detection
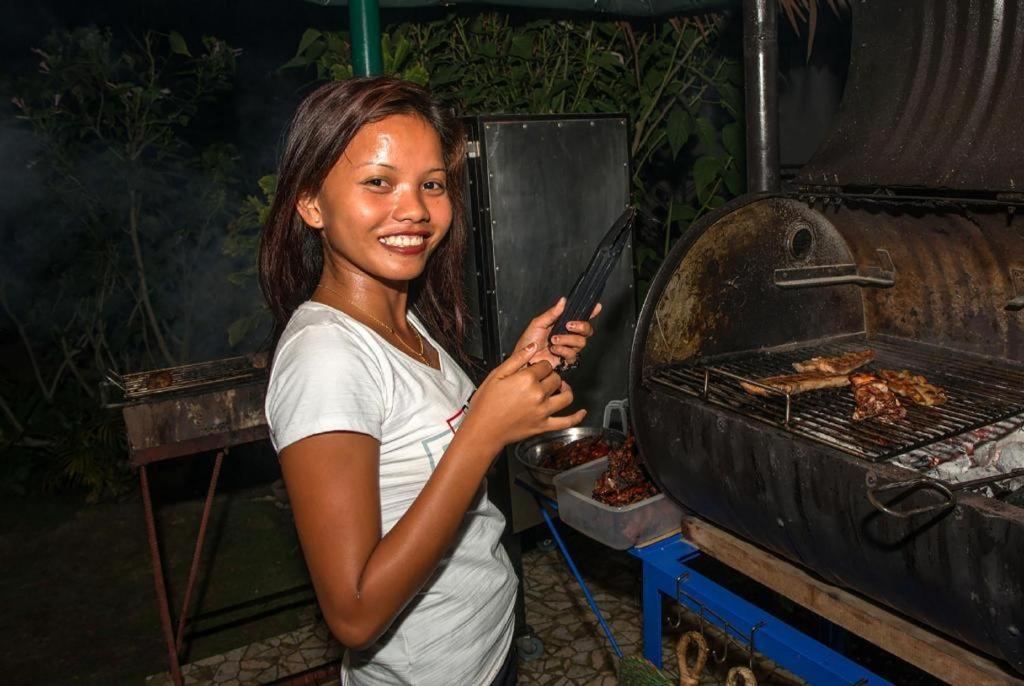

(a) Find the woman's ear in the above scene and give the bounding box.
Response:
[296,193,324,229]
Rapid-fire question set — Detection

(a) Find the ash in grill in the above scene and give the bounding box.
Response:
[629,0,1024,675]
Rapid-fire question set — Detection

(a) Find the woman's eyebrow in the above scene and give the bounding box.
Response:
[356,162,446,174]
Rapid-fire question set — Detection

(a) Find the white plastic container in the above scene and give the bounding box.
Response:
[552,456,683,550]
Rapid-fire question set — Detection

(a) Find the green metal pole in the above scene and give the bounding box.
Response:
[349,0,383,76]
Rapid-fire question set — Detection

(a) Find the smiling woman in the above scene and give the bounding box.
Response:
[257,78,600,686]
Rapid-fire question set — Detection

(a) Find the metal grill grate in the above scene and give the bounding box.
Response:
[647,336,1024,462]
[108,354,268,402]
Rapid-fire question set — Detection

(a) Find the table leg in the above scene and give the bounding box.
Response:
[140,464,184,686]
[641,560,664,668]
[175,449,225,654]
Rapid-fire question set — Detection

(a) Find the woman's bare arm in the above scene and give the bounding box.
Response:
[280,345,583,649]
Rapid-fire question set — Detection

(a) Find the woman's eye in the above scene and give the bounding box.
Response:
[363,178,389,189]
[423,180,446,192]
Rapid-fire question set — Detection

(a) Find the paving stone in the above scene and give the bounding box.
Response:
[257,666,280,682]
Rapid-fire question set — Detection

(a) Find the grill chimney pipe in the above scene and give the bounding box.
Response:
[743,0,780,193]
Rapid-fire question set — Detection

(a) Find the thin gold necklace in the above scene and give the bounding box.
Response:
[316,283,428,364]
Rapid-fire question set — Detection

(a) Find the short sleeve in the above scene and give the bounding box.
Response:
[266,323,387,452]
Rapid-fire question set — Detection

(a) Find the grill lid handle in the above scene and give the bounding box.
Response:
[774,249,896,290]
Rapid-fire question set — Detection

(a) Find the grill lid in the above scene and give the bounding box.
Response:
[796,0,1024,197]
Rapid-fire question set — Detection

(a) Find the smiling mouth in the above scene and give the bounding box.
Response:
[379,235,426,247]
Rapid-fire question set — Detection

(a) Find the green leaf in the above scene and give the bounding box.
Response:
[666,107,692,159]
[257,174,277,197]
[718,82,743,117]
[720,165,744,196]
[169,31,191,57]
[696,116,717,149]
[722,122,744,162]
[430,64,463,86]
[279,54,311,71]
[402,64,429,86]
[693,155,722,205]
[548,79,573,98]
[297,29,323,57]
[228,316,253,347]
[510,35,533,60]
[392,37,411,72]
[671,204,697,224]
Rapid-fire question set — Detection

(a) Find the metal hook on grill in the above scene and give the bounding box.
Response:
[709,626,730,664]
[868,468,1024,519]
[867,479,956,518]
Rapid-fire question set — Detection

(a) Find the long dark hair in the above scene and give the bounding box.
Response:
[258,77,471,360]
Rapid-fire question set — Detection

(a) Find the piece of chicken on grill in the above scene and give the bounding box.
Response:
[850,372,906,423]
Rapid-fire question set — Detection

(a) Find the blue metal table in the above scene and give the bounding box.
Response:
[515,475,890,684]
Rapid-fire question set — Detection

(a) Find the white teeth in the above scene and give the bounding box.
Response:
[379,235,425,247]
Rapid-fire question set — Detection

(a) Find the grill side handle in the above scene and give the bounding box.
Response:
[866,478,956,519]
[774,249,896,290]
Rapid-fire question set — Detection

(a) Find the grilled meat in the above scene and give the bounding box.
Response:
[793,349,875,375]
[850,372,906,423]
[740,372,850,397]
[538,435,611,471]
[592,435,659,506]
[878,369,947,406]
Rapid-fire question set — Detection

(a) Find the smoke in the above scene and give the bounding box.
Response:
[0,116,50,326]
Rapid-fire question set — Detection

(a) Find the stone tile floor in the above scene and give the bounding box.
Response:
[147,530,803,686]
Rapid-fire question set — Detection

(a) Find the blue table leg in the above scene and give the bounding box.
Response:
[642,558,665,668]
[632,538,891,685]
[535,500,623,659]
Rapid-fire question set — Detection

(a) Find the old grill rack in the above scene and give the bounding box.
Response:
[647,336,1024,462]
[105,354,268,404]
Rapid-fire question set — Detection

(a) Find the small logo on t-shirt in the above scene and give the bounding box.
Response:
[419,401,470,470]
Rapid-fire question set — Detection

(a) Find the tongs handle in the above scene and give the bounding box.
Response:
[867,479,955,519]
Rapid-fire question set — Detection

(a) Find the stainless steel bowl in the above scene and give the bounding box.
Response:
[514,427,626,487]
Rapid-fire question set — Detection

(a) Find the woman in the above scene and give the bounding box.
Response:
[259,77,598,685]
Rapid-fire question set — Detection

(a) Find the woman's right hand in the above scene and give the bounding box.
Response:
[464,342,586,452]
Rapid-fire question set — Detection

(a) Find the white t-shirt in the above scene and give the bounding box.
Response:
[265,301,516,686]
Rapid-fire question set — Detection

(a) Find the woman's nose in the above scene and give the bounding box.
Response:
[392,188,430,222]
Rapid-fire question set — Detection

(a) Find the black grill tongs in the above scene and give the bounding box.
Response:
[549,206,636,359]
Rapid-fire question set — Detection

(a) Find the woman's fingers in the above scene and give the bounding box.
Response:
[546,383,575,411]
[538,369,563,397]
[530,296,567,329]
[545,408,588,432]
[495,342,539,378]
[524,359,554,382]
[549,333,588,350]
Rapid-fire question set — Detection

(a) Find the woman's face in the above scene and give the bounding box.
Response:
[300,113,453,286]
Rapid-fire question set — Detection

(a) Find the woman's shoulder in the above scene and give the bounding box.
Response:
[272,302,392,377]
[278,302,372,352]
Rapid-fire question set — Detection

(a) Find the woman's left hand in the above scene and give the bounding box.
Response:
[515,297,601,369]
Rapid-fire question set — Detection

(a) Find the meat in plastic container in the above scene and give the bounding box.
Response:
[552,456,683,550]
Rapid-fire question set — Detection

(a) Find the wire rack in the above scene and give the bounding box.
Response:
[647,336,1024,462]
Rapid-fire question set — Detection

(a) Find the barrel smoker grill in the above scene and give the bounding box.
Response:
[629,0,1024,675]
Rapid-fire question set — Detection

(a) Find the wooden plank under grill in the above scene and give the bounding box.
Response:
[679,516,1024,686]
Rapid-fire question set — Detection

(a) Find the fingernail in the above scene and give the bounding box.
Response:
[526,342,536,350]
[552,336,560,343]
[568,322,579,330]
[559,296,566,305]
